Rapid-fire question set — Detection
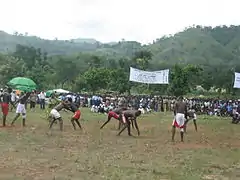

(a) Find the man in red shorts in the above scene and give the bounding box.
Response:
[100,107,128,129]
[65,98,82,130]
[0,87,12,126]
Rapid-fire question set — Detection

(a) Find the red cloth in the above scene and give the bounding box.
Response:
[73,110,81,120]
[1,103,9,116]
[108,111,120,119]
[173,119,185,128]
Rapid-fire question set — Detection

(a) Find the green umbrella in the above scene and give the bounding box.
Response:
[8,77,37,88]
[14,85,35,92]
[46,90,54,97]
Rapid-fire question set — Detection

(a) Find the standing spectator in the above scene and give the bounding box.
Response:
[30,90,37,111]
[87,96,91,107]
[39,91,46,109]
[10,90,17,111]
[0,87,12,126]
[75,94,81,107]
[160,97,164,112]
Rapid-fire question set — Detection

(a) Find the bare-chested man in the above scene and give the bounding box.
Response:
[64,98,82,130]
[184,109,197,132]
[172,96,187,142]
[100,107,128,129]
[11,92,31,127]
[49,101,68,131]
[117,109,141,136]
[0,88,12,126]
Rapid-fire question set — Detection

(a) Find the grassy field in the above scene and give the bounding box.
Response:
[0,108,239,180]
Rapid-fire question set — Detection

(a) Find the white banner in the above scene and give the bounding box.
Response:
[233,72,240,88]
[129,67,169,84]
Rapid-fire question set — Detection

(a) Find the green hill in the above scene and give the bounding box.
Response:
[1,25,240,65]
[70,38,98,44]
[146,26,240,65]
[0,31,101,55]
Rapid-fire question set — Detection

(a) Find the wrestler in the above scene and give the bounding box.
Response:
[184,109,197,132]
[117,109,141,136]
[11,92,31,127]
[171,96,187,142]
[49,100,68,131]
[64,98,82,130]
[100,107,128,129]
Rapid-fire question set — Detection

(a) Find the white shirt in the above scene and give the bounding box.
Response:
[11,92,16,102]
[39,92,46,99]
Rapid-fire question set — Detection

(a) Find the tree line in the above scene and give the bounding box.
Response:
[1,44,240,97]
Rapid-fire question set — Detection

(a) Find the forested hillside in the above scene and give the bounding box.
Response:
[1,25,240,96]
[0,31,102,55]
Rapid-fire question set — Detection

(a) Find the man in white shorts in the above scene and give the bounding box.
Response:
[49,101,69,131]
[172,96,187,142]
[11,92,31,127]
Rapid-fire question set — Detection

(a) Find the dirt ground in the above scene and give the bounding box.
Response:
[0,108,239,180]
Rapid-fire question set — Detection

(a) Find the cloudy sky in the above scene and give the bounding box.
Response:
[0,0,239,43]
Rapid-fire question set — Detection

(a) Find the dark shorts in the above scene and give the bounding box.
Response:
[30,101,36,108]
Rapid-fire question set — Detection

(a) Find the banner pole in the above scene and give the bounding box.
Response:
[232,67,235,86]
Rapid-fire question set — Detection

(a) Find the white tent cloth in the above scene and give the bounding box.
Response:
[53,89,70,94]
